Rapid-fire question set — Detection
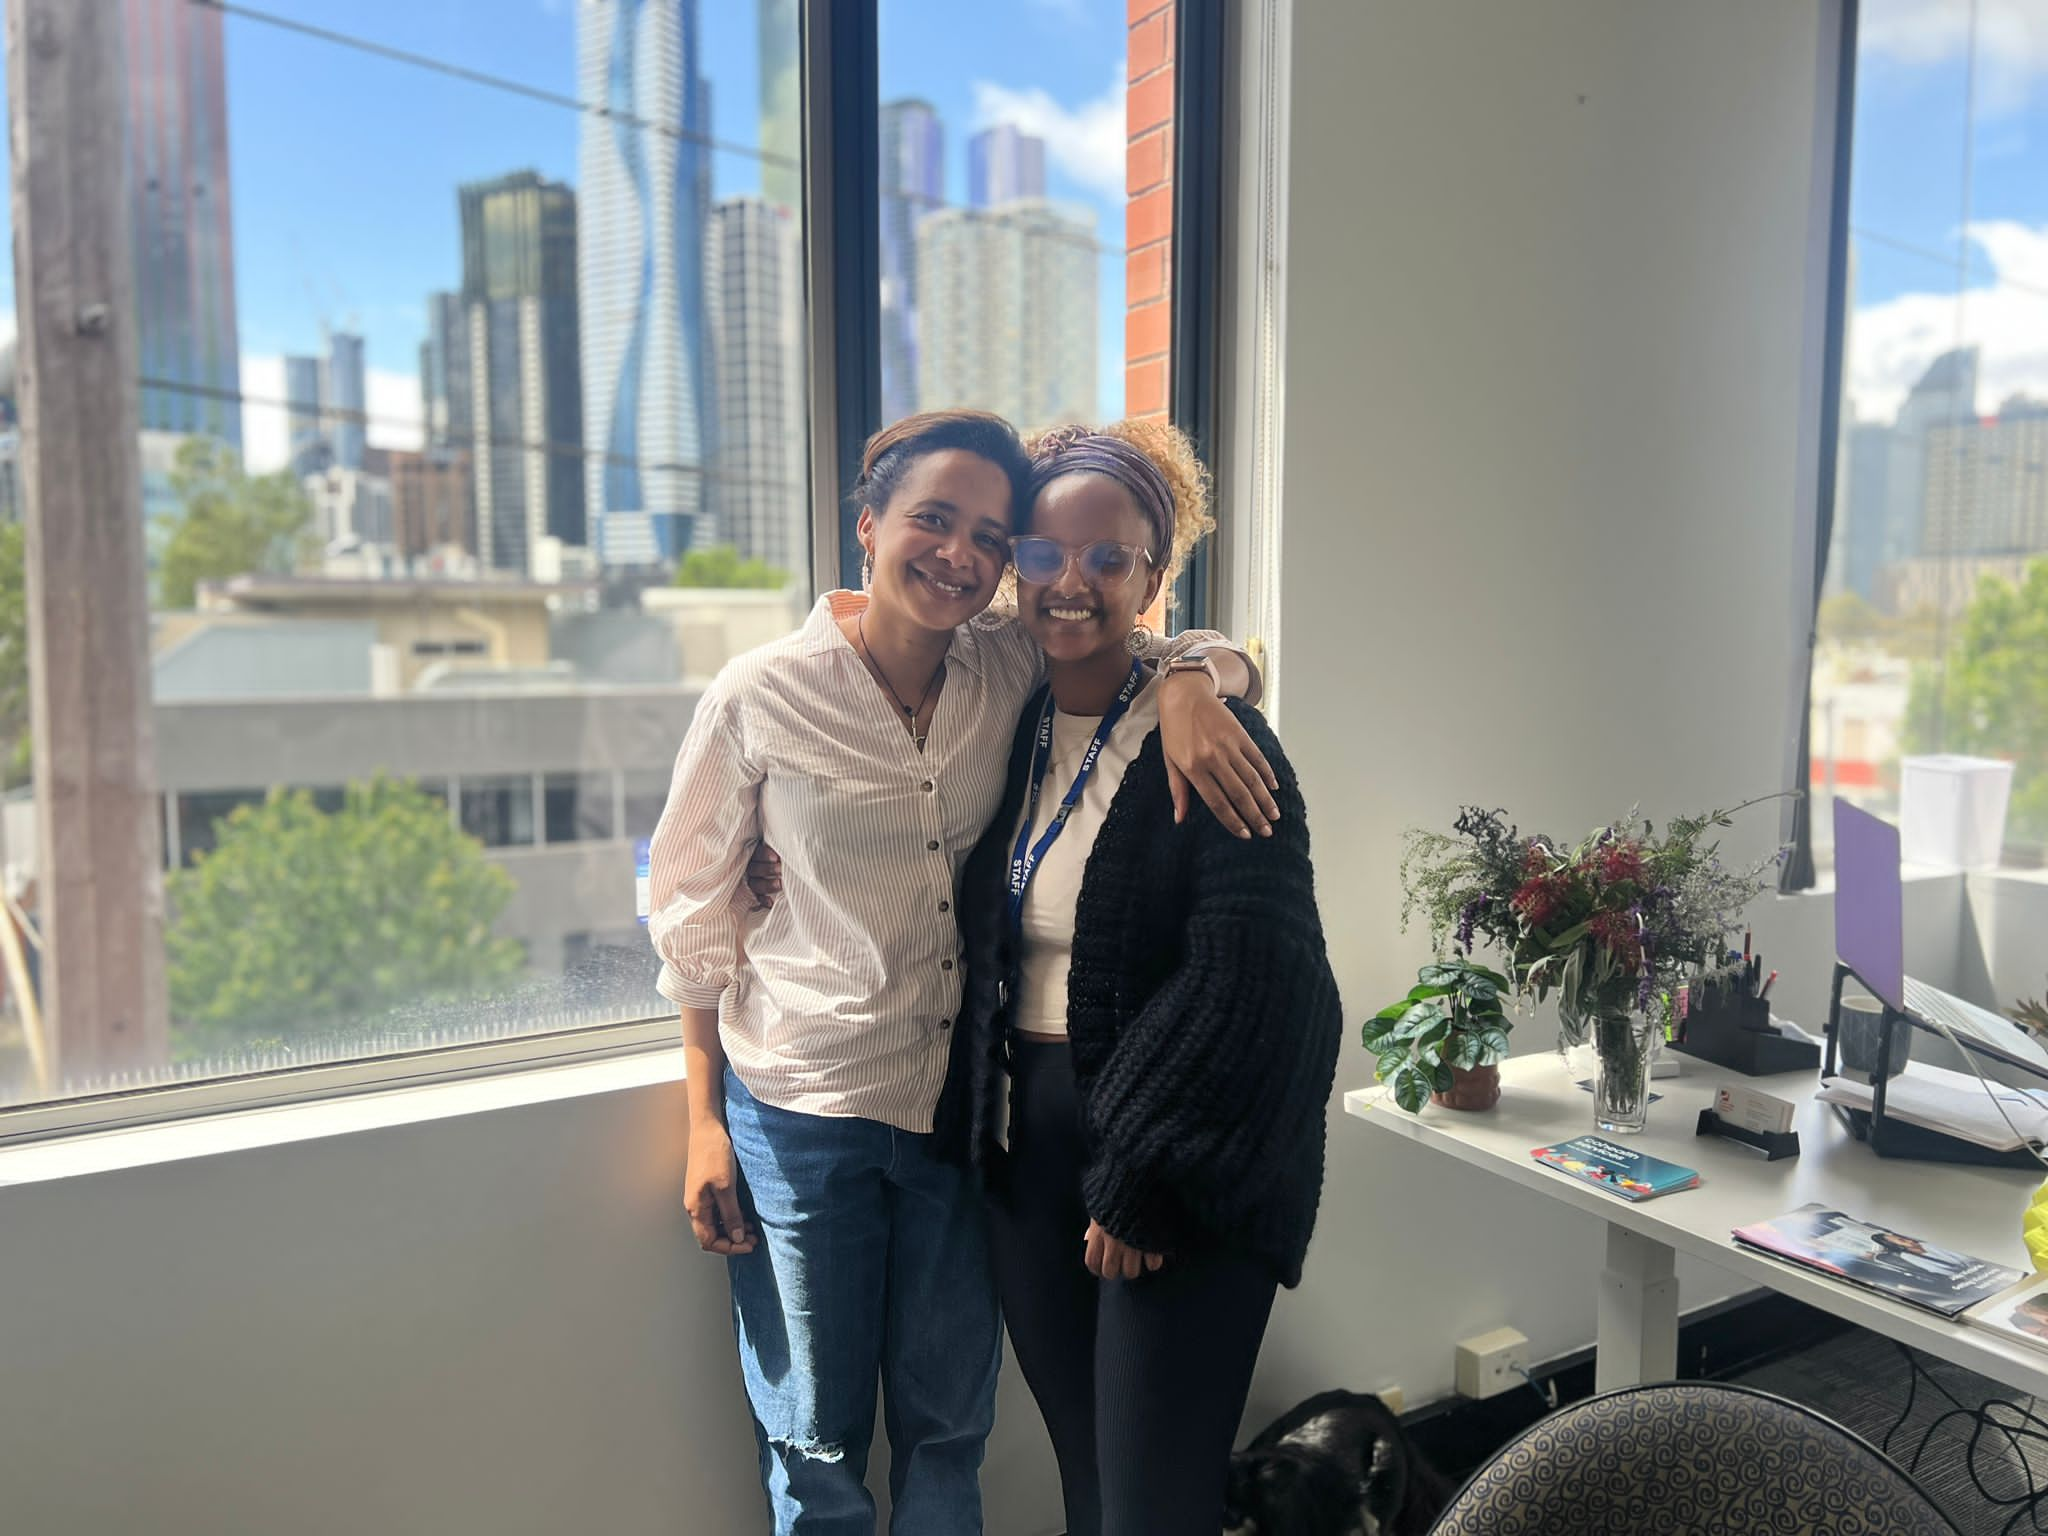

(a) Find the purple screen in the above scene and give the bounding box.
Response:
[1834,801,1906,1011]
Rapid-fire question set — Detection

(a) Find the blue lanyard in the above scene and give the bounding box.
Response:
[1006,660,1146,940]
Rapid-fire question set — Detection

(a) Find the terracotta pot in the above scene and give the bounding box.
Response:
[1431,1062,1502,1112]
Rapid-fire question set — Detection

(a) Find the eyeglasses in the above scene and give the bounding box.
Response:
[1008,537,1154,587]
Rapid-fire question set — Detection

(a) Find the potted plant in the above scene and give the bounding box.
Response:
[1362,958,1513,1112]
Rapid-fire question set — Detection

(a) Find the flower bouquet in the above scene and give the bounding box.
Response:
[1399,798,1785,1131]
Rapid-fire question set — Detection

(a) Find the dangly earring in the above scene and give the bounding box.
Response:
[1125,625,1150,658]
[861,548,875,592]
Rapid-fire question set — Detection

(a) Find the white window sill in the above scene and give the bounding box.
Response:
[0,1047,686,1192]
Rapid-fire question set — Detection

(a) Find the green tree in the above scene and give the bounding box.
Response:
[0,521,27,788]
[157,437,314,609]
[166,776,524,1055]
[672,544,791,590]
[1905,558,2048,843]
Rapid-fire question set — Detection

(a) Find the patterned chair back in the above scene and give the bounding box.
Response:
[1429,1382,1957,1535]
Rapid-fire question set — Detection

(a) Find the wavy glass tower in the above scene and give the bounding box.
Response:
[577,0,715,568]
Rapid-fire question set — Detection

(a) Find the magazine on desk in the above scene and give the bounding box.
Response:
[1530,1135,1699,1202]
[1733,1204,2023,1318]
[1964,1273,2048,1354]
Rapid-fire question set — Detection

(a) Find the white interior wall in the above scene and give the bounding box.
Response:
[1246,0,1837,1429]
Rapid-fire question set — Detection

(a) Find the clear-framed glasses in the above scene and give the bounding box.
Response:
[1008,536,1154,587]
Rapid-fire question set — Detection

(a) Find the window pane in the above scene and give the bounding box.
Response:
[459,775,538,849]
[545,772,617,843]
[1814,0,2048,870]
[0,0,816,1108]
[877,0,1169,435]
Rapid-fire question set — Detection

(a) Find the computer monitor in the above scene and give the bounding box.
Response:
[1833,801,1905,1012]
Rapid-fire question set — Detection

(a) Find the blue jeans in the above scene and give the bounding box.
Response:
[723,1067,1001,1535]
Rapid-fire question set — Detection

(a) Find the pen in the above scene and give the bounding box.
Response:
[1743,928,1752,962]
[1759,970,1778,1001]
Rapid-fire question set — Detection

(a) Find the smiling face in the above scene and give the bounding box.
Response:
[1017,471,1167,664]
[857,448,1014,632]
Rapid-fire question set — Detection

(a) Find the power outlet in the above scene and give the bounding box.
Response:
[1455,1326,1530,1400]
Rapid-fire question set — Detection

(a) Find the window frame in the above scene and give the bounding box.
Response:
[1783,0,1861,893]
[1,0,1236,1143]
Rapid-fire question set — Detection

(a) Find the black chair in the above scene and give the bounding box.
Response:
[1429,1381,1958,1535]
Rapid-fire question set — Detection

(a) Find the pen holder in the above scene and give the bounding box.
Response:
[1671,985,1820,1077]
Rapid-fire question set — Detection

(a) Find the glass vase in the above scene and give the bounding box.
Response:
[1591,1010,1657,1134]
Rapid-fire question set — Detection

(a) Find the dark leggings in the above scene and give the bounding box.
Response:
[986,1039,1277,1536]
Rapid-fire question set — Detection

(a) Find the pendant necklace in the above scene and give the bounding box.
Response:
[858,611,945,750]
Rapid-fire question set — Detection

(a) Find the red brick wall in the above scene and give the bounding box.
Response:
[1126,0,1174,424]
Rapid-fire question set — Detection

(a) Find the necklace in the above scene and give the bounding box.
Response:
[857,610,945,749]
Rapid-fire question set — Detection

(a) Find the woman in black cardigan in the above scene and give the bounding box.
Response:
[943,420,1342,1536]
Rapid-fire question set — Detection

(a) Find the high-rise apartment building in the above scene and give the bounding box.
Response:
[1924,401,2048,559]
[967,125,1047,208]
[284,354,328,478]
[706,197,805,574]
[759,0,802,212]
[880,100,944,426]
[420,293,472,451]
[1892,346,1977,566]
[917,200,1097,434]
[459,171,587,577]
[326,332,367,472]
[125,0,242,448]
[577,0,715,568]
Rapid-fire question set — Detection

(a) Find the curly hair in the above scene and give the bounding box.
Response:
[1025,418,1215,587]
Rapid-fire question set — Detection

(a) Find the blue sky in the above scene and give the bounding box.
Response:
[1,1,2042,449]
[2,0,1135,463]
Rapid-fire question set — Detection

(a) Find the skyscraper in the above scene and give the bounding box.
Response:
[968,125,1047,208]
[125,0,242,449]
[917,200,1097,433]
[419,292,472,451]
[1892,346,1978,567]
[326,331,366,471]
[1924,401,2048,558]
[759,0,802,212]
[707,197,806,574]
[577,0,715,568]
[460,171,586,576]
[880,99,944,426]
[283,354,328,478]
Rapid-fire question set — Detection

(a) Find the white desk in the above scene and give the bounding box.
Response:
[1344,1054,2048,1399]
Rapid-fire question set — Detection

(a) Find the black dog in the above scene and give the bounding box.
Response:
[1223,1390,1450,1536]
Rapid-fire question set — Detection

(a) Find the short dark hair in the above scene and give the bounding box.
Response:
[848,409,1032,526]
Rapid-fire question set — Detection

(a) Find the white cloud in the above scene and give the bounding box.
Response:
[1859,0,2048,116]
[239,354,423,476]
[971,69,1127,203]
[1848,221,2048,423]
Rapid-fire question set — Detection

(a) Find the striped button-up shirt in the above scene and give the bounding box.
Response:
[648,591,1236,1131]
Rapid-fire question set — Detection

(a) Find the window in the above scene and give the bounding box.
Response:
[0,0,812,1113]
[875,0,1180,439]
[545,772,619,844]
[1807,0,2048,872]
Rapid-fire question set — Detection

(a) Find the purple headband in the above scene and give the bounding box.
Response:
[1026,435,1174,559]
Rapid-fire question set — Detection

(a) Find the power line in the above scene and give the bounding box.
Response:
[192,0,1132,260]
[189,0,797,174]
[1851,224,2048,306]
[139,375,807,498]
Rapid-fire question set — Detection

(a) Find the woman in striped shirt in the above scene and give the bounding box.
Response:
[645,409,1273,1535]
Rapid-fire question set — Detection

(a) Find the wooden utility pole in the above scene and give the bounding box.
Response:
[7,0,169,1084]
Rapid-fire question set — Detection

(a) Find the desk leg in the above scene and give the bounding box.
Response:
[1598,1224,1679,1390]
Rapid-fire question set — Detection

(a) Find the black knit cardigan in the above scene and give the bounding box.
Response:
[936,692,1343,1288]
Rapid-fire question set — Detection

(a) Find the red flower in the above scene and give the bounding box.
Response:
[1588,909,1644,971]
[1596,841,1647,887]
[1512,876,1562,928]
[1521,843,1553,876]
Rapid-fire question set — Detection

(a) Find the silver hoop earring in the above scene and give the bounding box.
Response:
[1125,626,1149,658]
[861,551,875,592]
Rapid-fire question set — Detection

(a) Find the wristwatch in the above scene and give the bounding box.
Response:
[1161,653,1221,690]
